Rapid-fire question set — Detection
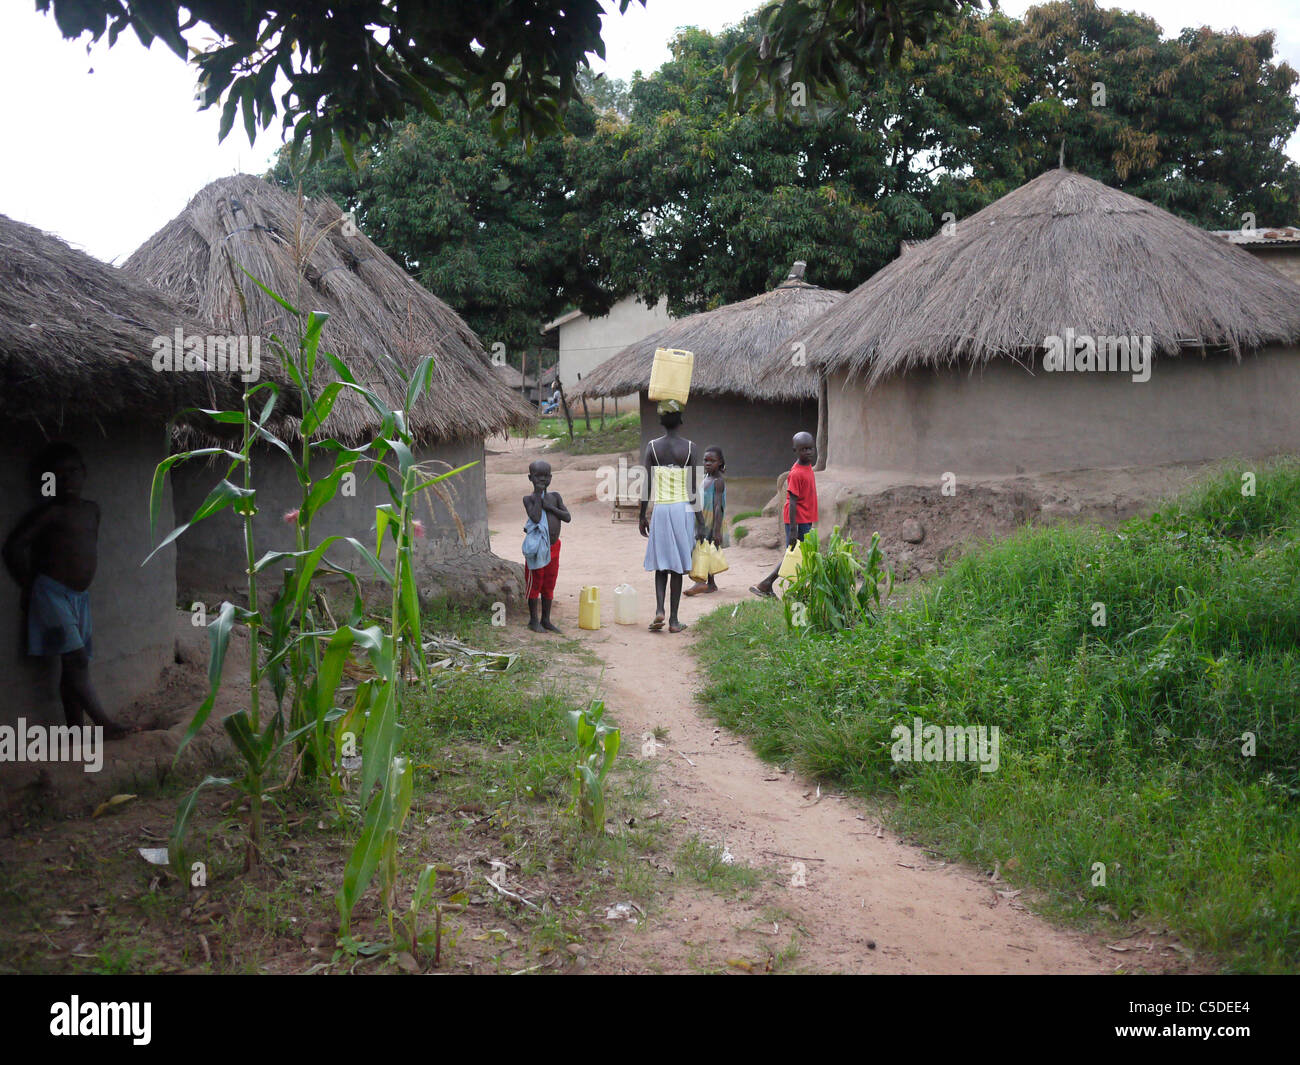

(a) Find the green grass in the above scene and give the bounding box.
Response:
[517,412,640,455]
[674,836,764,896]
[693,460,1300,972]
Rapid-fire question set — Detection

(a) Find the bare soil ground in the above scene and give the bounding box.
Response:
[486,436,1193,974]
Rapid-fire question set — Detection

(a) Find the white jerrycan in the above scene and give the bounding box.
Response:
[614,583,638,625]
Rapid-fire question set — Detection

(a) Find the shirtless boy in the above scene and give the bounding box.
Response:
[3,443,128,737]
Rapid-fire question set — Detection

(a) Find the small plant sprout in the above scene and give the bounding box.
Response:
[566,700,621,831]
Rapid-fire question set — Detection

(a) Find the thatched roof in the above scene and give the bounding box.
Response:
[576,264,841,402]
[124,175,534,444]
[0,213,250,428]
[772,168,1300,387]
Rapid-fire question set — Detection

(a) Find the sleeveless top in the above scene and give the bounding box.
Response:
[649,439,691,504]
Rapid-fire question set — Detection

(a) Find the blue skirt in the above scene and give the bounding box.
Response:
[643,501,696,573]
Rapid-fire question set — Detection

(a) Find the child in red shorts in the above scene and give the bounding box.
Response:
[523,459,571,633]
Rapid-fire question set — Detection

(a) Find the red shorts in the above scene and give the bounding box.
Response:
[526,539,561,600]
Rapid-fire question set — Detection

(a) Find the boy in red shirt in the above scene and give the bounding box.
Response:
[751,431,817,598]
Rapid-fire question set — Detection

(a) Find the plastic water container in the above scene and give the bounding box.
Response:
[614,583,637,624]
[578,586,601,630]
[648,348,694,404]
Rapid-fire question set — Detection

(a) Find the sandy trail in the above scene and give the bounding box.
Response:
[486,435,1119,974]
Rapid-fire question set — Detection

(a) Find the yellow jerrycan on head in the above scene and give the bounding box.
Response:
[648,348,694,405]
[578,586,601,630]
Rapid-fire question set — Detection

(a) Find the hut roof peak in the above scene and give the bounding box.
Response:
[124,175,533,444]
[762,169,1300,387]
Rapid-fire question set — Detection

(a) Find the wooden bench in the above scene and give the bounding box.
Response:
[612,496,640,523]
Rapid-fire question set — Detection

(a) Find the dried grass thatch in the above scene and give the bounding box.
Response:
[770,168,1300,388]
[0,212,249,428]
[125,175,534,444]
[576,264,841,402]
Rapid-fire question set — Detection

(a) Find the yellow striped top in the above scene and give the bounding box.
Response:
[652,464,689,504]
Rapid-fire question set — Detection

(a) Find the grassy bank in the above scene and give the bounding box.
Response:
[694,461,1300,972]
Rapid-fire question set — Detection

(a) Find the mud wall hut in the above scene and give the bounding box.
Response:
[576,265,840,477]
[124,176,535,608]
[0,213,245,729]
[775,170,1300,476]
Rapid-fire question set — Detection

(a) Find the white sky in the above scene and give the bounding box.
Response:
[0,0,1296,263]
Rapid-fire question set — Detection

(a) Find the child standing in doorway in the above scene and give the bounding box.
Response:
[3,442,130,736]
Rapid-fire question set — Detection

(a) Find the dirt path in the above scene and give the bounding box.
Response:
[487,436,1138,974]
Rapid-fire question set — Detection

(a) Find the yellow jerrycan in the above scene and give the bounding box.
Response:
[648,348,694,404]
[578,586,601,630]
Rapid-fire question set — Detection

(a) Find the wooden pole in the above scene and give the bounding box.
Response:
[815,373,828,471]
[556,377,575,440]
[600,397,606,430]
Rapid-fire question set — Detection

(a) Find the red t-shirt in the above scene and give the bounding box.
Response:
[782,463,818,523]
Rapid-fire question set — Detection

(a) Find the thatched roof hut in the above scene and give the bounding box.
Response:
[124,174,534,443]
[0,212,237,729]
[1,213,246,426]
[578,264,842,476]
[772,169,1300,476]
[123,176,533,607]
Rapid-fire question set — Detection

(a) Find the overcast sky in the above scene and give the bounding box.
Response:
[1,0,1296,263]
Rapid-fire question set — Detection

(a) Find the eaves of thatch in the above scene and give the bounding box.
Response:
[124,175,535,445]
[0,213,253,430]
[576,265,841,403]
[769,168,1300,388]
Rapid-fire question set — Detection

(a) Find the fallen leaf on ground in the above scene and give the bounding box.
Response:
[92,794,136,818]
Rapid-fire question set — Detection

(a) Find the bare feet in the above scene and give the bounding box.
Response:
[750,584,776,599]
[542,620,562,634]
[528,619,545,633]
[683,582,709,597]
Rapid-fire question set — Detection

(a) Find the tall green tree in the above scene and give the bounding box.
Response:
[1009,0,1300,225]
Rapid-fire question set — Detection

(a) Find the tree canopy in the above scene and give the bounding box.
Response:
[271,2,1300,360]
[37,0,977,159]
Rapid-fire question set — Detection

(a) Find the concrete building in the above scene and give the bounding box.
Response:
[0,213,246,730]
[124,176,535,608]
[544,295,671,401]
[1209,226,1300,287]
[775,169,1300,477]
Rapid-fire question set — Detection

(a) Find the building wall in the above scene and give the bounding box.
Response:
[827,345,1300,475]
[0,421,177,729]
[174,436,493,602]
[638,392,818,479]
[1247,246,1300,287]
[558,296,671,397]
